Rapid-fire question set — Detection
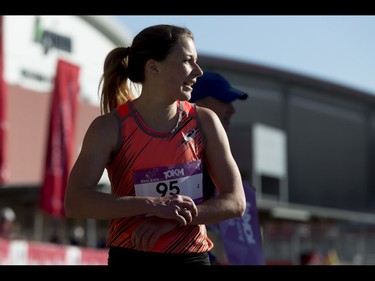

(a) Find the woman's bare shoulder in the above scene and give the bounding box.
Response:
[82,112,119,151]
[88,112,118,133]
[195,105,223,132]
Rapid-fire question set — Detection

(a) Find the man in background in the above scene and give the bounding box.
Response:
[190,72,264,265]
[190,71,248,203]
[190,72,247,131]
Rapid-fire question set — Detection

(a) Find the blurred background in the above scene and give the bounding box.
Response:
[0,15,374,265]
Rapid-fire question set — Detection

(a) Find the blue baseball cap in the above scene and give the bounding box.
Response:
[190,72,248,103]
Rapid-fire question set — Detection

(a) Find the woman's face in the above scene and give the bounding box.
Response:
[157,37,203,101]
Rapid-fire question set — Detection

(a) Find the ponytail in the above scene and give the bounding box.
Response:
[99,46,136,114]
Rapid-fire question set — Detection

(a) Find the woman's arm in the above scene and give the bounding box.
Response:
[191,106,246,225]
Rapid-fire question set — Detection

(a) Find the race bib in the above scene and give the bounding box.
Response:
[133,160,203,204]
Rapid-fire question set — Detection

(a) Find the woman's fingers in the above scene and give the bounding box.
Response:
[169,195,198,219]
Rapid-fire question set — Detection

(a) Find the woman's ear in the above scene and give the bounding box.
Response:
[145,59,159,76]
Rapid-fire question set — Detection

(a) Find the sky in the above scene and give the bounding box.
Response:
[113,16,375,95]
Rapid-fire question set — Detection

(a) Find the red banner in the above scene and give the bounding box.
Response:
[28,242,66,265]
[39,59,80,217]
[0,16,9,184]
[0,238,107,265]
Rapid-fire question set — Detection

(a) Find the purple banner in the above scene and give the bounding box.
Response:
[219,182,265,265]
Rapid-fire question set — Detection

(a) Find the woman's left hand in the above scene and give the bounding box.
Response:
[131,217,179,251]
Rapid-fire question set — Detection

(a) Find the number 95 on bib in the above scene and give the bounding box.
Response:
[133,160,203,204]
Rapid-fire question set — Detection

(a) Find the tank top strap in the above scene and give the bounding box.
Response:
[180,100,196,117]
[116,101,131,119]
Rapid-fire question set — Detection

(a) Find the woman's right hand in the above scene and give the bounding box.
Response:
[151,194,198,226]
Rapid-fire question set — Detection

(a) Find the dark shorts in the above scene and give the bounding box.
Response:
[108,246,211,267]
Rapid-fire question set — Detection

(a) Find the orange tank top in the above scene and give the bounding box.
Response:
[106,100,213,254]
